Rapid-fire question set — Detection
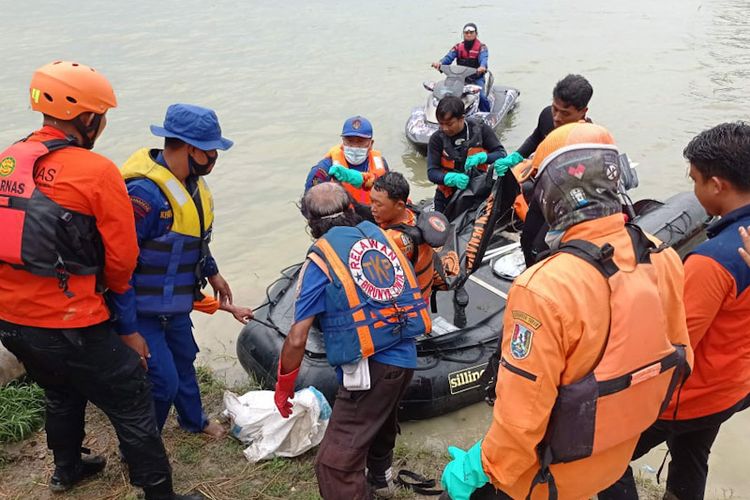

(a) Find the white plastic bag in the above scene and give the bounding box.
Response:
[222,386,331,463]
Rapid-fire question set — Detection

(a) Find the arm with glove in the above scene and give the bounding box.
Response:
[274,259,330,417]
[328,164,364,188]
[493,151,524,177]
[441,440,489,500]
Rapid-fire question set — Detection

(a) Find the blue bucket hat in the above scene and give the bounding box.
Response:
[341,116,373,139]
[150,103,233,151]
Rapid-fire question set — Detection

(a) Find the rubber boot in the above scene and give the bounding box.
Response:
[49,455,107,493]
[144,477,206,500]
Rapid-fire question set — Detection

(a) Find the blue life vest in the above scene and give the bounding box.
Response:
[307,221,431,367]
[121,148,214,315]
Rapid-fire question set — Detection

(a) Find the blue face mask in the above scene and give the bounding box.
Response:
[343,146,369,166]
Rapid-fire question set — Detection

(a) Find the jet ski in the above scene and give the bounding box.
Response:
[237,159,709,420]
[405,64,520,153]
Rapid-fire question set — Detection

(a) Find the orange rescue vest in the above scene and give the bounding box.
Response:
[385,210,435,300]
[326,145,387,205]
[529,225,689,499]
[437,121,490,198]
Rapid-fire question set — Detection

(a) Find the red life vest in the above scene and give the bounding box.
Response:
[454,39,484,68]
[0,139,103,292]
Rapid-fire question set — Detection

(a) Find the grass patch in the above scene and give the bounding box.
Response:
[0,378,45,444]
[0,366,449,499]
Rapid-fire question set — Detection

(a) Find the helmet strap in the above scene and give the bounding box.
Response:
[71,113,103,150]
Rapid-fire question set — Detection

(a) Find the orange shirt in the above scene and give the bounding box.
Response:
[481,215,691,499]
[0,126,138,328]
[662,254,750,419]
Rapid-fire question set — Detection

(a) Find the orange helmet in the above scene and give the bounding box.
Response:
[29,61,117,120]
[532,122,622,231]
[531,121,615,173]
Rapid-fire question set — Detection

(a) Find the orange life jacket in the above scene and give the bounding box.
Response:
[384,210,435,301]
[529,225,689,499]
[326,145,387,205]
[437,121,490,198]
[0,138,103,292]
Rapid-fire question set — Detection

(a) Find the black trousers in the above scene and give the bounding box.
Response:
[439,484,513,499]
[598,394,750,500]
[520,198,549,267]
[0,320,172,488]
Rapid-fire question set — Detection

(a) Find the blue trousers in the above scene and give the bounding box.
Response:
[471,76,491,112]
[138,314,207,433]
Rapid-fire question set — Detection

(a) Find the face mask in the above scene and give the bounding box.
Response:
[188,150,218,176]
[544,229,565,251]
[343,146,369,166]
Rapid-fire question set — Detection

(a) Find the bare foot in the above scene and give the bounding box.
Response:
[202,420,226,439]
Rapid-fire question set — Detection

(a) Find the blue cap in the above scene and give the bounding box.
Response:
[150,103,233,151]
[341,116,373,139]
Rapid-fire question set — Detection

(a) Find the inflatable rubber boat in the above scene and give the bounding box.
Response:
[238,168,709,420]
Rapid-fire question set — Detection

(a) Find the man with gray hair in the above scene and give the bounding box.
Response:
[275,183,431,498]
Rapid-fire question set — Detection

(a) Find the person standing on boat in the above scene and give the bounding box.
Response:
[304,116,389,206]
[427,96,512,214]
[600,122,750,500]
[110,103,244,439]
[274,182,430,499]
[432,22,491,112]
[0,61,201,500]
[439,122,692,500]
[370,172,438,302]
[494,74,594,266]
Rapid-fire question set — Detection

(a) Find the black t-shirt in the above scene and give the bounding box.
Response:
[426,122,506,185]
[517,106,555,158]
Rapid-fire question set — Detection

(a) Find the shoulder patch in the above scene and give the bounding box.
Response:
[510,323,534,360]
[130,195,152,221]
[512,310,542,330]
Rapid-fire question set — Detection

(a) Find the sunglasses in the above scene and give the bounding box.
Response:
[464,29,476,33]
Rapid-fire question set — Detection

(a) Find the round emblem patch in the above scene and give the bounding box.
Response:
[428,215,447,233]
[352,119,361,130]
[348,238,405,302]
[0,156,16,177]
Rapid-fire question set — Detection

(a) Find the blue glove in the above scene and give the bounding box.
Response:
[441,440,489,500]
[493,151,524,177]
[444,172,470,190]
[328,164,364,188]
[464,152,488,172]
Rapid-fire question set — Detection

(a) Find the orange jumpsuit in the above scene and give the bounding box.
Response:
[0,126,138,328]
[481,214,693,499]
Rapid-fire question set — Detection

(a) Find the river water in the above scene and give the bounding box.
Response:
[1,0,748,496]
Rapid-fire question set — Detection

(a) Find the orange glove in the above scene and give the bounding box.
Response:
[193,294,221,314]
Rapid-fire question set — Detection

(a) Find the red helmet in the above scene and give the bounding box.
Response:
[29,61,117,120]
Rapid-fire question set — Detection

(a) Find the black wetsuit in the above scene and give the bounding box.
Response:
[427,121,507,213]
[517,105,555,158]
